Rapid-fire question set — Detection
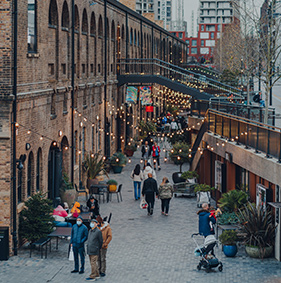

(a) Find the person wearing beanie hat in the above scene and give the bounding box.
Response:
[86,218,103,281]
[97,215,112,277]
[86,195,100,219]
[70,215,88,274]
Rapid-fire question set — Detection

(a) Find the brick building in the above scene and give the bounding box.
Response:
[0,0,187,254]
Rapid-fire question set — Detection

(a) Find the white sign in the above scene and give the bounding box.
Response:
[215,160,223,192]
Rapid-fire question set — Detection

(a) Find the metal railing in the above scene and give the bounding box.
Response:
[207,109,281,161]
[118,58,242,97]
[191,100,275,126]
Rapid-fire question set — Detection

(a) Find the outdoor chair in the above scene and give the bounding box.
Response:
[90,185,106,203]
[75,182,88,201]
[109,184,122,202]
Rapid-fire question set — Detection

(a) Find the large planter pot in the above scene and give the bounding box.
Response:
[109,185,117,192]
[124,149,134,157]
[245,245,273,258]
[223,244,238,257]
[87,178,99,190]
[112,165,123,174]
[60,189,77,207]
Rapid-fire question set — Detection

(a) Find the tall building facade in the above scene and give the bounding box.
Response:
[186,0,240,62]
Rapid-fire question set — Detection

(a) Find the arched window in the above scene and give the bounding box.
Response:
[90,12,96,36]
[36,148,42,191]
[27,152,34,197]
[18,168,23,203]
[134,29,136,46]
[98,15,103,37]
[28,0,37,52]
[62,1,69,29]
[82,9,88,34]
[49,0,58,27]
[130,28,133,45]
[137,31,140,47]
[74,5,79,32]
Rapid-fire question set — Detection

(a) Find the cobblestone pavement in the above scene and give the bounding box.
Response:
[1,147,281,283]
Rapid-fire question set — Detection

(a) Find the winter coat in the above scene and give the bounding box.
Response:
[71,223,88,247]
[141,145,151,158]
[130,170,143,182]
[86,198,100,217]
[158,183,173,199]
[171,121,178,130]
[197,209,216,237]
[152,145,161,157]
[98,222,112,249]
[87,227,103,255]
[143,166,156,180]
[142,177,159,196]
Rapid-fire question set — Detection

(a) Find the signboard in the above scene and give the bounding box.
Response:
[256,184,268,211]
[126,86,138,104]
[140,86,152,105]
[215,160,223,192]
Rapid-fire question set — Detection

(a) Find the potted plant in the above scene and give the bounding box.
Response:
[237,202,276,259]
[107,179,118,192]
[83,151,108,189]
[194,184,216,208]
[124,144,137,157]
[219,230,238,257]
[218,189,248,213]
[181,170,199,184]
[109,152,127,173]
[60,172,77,207]
[169,142,191,172]
[138,120,157,139]
[19,193,54,244]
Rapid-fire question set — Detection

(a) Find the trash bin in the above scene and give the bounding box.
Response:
[0,227,9,260]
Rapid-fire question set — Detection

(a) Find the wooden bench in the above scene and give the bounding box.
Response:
[29,237,51,259]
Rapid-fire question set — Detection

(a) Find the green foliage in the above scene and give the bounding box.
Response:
[109,152,127,167]
[167,130,190,145]
[138,120,157,137]
[194,183,216,193]
[83,151,108,179]
[217,212,240,225]
[218,189,248,213]
[181,171,199,180]
[237,202,276,250]
[219,230,238,245]
[125,144,137,152]
[169,142,191,172]
[107,179,118,185]
[19,193,54,243]
[219,69,240,87]
[165,105,179,117]
[60,172,73,192]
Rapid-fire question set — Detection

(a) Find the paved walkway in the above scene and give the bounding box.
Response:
[1,147,281,283]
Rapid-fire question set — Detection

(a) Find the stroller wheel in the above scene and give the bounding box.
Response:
[218,265,223,272]
[197,264,201,271]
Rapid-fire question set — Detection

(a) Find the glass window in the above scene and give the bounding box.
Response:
[27,154,32,197]
[18,169,22,203]
[191,47,197,54]
[36,149,41,191]
[179,33,183,39]
[201,25,204,31]
[211,32,214,39]
[201,40,204,46]
[74,131,78,164]
[82,127,86,161]
[28,0,37,52]
[192,40,197,46]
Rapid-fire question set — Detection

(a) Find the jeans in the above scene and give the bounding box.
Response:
[73,245,85,272]
[98,248,107,274]
[145,193,155,215]
[161,198,171,214]
[134,181,141,200]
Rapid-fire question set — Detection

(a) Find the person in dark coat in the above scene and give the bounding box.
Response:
[87,195,100,219]
[197,203,216,237]
[70,216,88,274]
[86,219,103,281]
[142,173,159,216]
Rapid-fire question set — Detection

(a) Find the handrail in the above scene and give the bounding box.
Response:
[118,58,242,97]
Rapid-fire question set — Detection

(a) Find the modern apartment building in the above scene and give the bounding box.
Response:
[186,0,240,62]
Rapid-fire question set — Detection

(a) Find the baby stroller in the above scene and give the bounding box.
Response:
[192,233,223,272]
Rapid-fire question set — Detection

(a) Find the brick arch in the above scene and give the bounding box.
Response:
[90,12,96,35]
[61,136,70,176]
[74,5,79,32]
[49,0,58,26]
[27,151,34,197]
[82,9,88,34]
[36,148,43,192]
[111,20,116,73]
[90,12,96,75]
[62,1,69,29]
[98,15,103,74]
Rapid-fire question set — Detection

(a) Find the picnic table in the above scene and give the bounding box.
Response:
[48,227,72,250]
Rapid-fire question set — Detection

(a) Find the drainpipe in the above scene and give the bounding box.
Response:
[104,0,108,156]
[71,0,75,185]
[12,0,18,256]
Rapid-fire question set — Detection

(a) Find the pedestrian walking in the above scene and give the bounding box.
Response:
[141,140,151,167]
[197,203,216,237]
[130,164,143,200]
[143,163,156,180]
[142,172,159,216]
[171,118,179,132]
[96,215,112,278]
[158,177,173,216]
[70,216,88,274]
[86,219,103,281]
[152,142,161,171]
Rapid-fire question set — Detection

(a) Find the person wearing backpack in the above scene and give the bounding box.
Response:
[152,142,161,171]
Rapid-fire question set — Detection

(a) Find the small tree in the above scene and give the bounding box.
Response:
[19,193,54,243]
[169,142,191,172]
